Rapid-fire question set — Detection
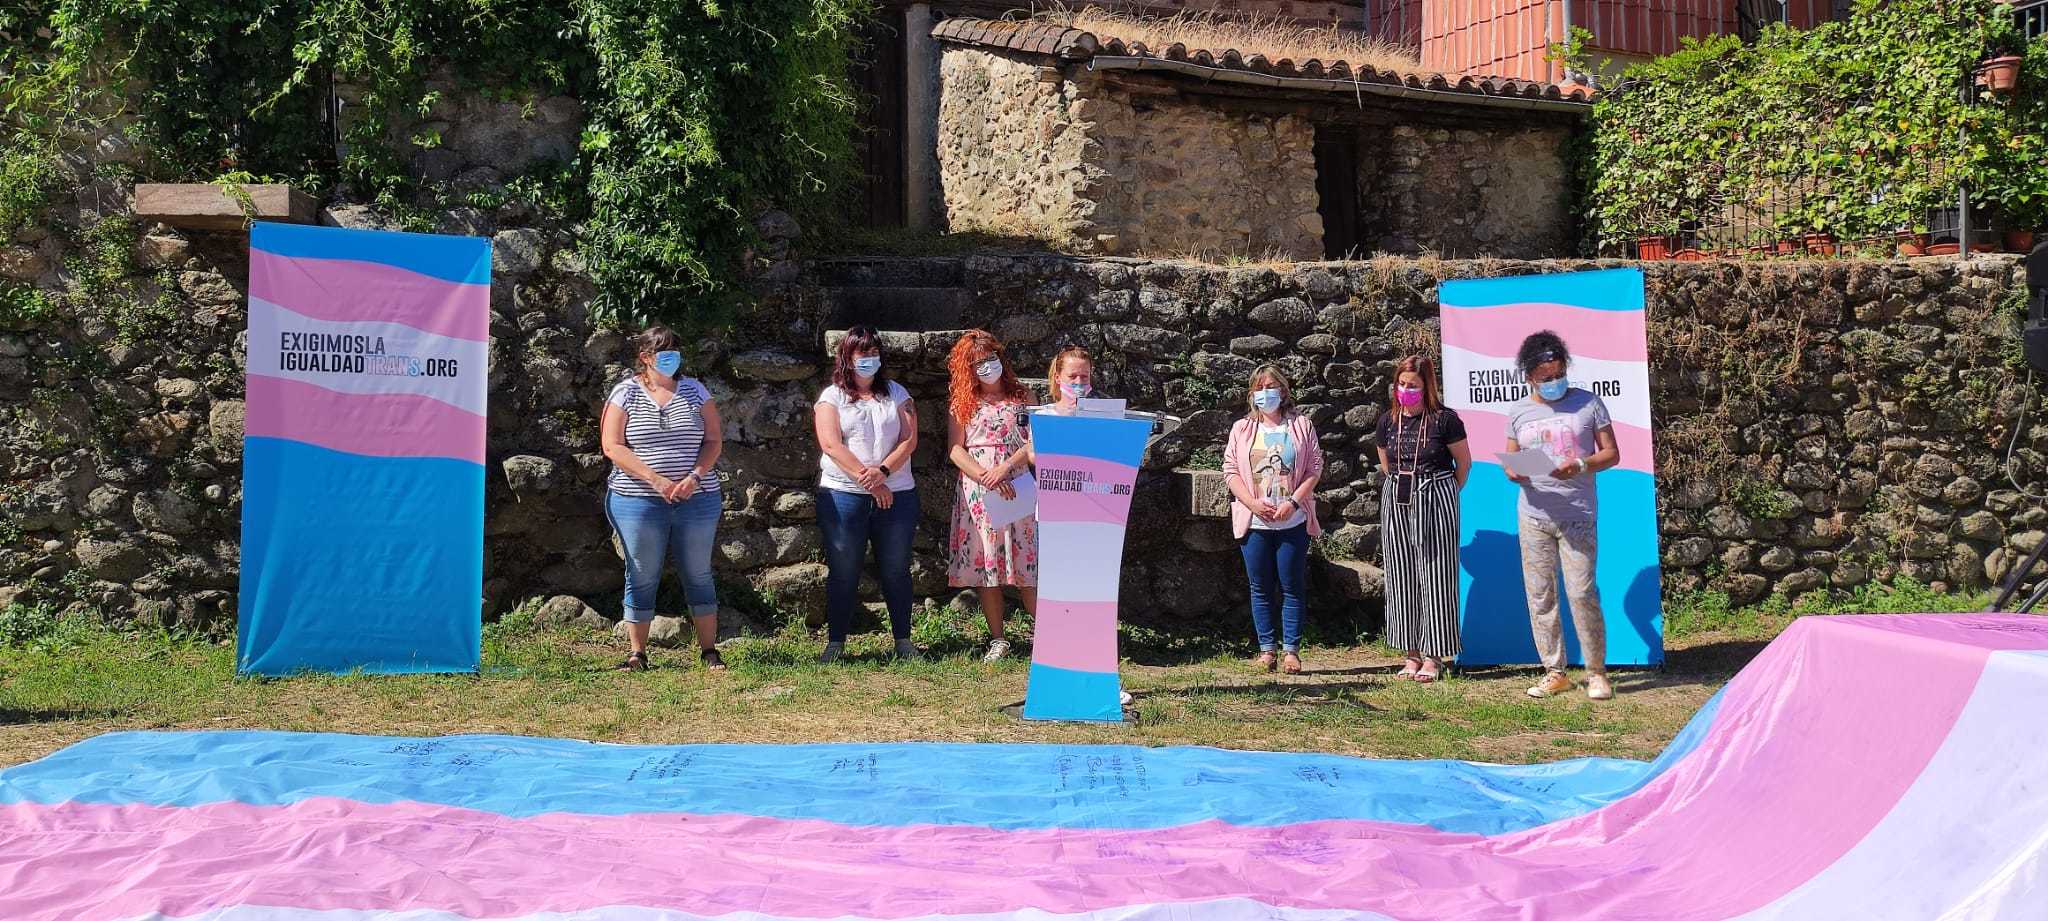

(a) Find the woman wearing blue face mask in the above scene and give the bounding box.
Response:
[1043,346,1094,413]
[600,326,725,672]
[1505,330,1621,701]
[813,325,922,664]
[1222,365,1323,674]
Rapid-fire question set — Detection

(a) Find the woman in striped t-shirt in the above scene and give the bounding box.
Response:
[600,326,725,672]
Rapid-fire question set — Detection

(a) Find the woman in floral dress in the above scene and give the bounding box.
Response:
[945,330,1038,662]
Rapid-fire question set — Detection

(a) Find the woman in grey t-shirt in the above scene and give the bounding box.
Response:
[1504,331,1620,701]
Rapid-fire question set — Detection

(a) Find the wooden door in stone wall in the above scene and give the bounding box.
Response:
[852,7,908,228]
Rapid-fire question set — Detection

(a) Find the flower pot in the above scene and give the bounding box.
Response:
[1773,239,1800,256]
[1635,236,1671,260]
[1671,248,1709,261]
[1895,233,1930,257]
[1803,233,1838,256]
[1975,55,2023,96]
[2005,230,2036,253]
[1927,242,1999,256]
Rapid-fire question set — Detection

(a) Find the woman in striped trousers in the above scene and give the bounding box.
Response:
[1375,355,1472,683]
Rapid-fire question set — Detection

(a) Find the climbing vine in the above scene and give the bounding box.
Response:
[0,0,869,332]
[1583,0,2048,246]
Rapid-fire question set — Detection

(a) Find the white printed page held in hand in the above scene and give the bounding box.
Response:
[982,473,1038,529]
[1496,447,1557,479]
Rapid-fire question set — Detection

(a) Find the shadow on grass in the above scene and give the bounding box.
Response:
[0,705,128,725]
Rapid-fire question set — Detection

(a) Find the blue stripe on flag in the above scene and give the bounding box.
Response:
[236,437,482,675]
[1440,268,1645,312]
[251,222,492,285]
[1031,413,1150,468]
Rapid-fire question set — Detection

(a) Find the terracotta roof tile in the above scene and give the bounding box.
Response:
[929,16,1595,106]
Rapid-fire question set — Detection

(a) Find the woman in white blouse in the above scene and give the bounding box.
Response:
[812,326,922,663]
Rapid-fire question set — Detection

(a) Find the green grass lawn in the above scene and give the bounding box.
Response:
[0,579,1987,769]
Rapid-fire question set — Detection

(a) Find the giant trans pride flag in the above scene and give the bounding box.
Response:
[237,223,490,675]
[4,614,2046,918]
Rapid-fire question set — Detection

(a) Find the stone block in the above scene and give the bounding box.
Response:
[1322,559,1384,600]
[1177,468,1232,518]
[134,183,318,231]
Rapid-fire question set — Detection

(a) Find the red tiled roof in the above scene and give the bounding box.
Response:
[930,17,1595,106]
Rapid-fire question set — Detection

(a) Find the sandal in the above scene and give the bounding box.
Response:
[1397,656,1423,680]
[1281,652,1303,675]
[1252,651,1278,672]
[616,651,648,672]
[1414,657,1441,684]
[700,648,726,671]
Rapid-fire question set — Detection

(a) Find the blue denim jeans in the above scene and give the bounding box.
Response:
[1241,524,1309,652]
[605,490,721,624]
[817,487,920,642]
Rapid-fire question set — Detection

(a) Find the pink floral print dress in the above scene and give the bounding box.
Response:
[948,400,1038,587]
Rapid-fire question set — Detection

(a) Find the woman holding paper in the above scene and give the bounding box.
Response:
[1504,330,1621,701]
[599,326,725,672]
[812,326,922,664]
[945,331,1038,662]
[1374,355,1471,683]
[1223,365,1323,674]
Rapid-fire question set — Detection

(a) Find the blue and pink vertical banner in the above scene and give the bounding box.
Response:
[1440,268,1663,666]
[1023,414,1151,721]
[237,222,491,675]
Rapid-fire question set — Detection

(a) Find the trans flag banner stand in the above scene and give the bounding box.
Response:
[1022,413,1151,721]
[237,222,490,675]
[1440,268,1663,666]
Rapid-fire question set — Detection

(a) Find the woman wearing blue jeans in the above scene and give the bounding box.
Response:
[600,326,725,671]
[812,325,922,663]
[1221,365,1324,674]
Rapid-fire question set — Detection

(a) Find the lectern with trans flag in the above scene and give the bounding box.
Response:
[1021,412,1151,721]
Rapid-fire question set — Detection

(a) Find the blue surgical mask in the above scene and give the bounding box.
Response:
[652,350,682,378]
[1537,377,1569,401]
[853,355,882,379]
[1252,388,1283,412]
[1061,381,1090,400]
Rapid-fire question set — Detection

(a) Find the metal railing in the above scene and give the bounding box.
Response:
[2017,0,2048,39]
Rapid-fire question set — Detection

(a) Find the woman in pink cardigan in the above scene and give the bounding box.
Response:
[1221,365,1323,673]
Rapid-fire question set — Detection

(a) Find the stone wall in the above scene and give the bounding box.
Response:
[1357,124,1573,259]
[6,170,2041,636]
[935,48,1103,246]
[1088,93,1323,259]
[935,45,1574,260]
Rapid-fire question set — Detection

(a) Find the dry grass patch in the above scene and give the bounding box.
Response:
[1037,5,1421,73]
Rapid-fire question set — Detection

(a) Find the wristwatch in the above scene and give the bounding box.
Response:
[878,464,892,477]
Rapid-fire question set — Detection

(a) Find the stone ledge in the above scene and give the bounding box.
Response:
[1322,559,1384,600]
[135,183,319,232]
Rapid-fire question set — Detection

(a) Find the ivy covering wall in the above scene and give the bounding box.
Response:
[1583,0,2048,248]
[0,0,868,331]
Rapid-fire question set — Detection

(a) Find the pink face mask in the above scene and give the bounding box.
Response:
[1395,385,1423,407]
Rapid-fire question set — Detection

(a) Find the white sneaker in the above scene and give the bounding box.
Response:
[982,638,1012,662]
[1119,690,1133,706]
[1586,673,1615,700]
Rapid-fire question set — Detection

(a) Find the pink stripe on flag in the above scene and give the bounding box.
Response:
[245,374,484,464]
[1029,600,1120,673]
[1440,302,1648,364]
[249,250,489,342]
[1461,408,1655,475]
[1034,455,1139,526]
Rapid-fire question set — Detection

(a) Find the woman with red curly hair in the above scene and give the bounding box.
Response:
[945,330,1038,662]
